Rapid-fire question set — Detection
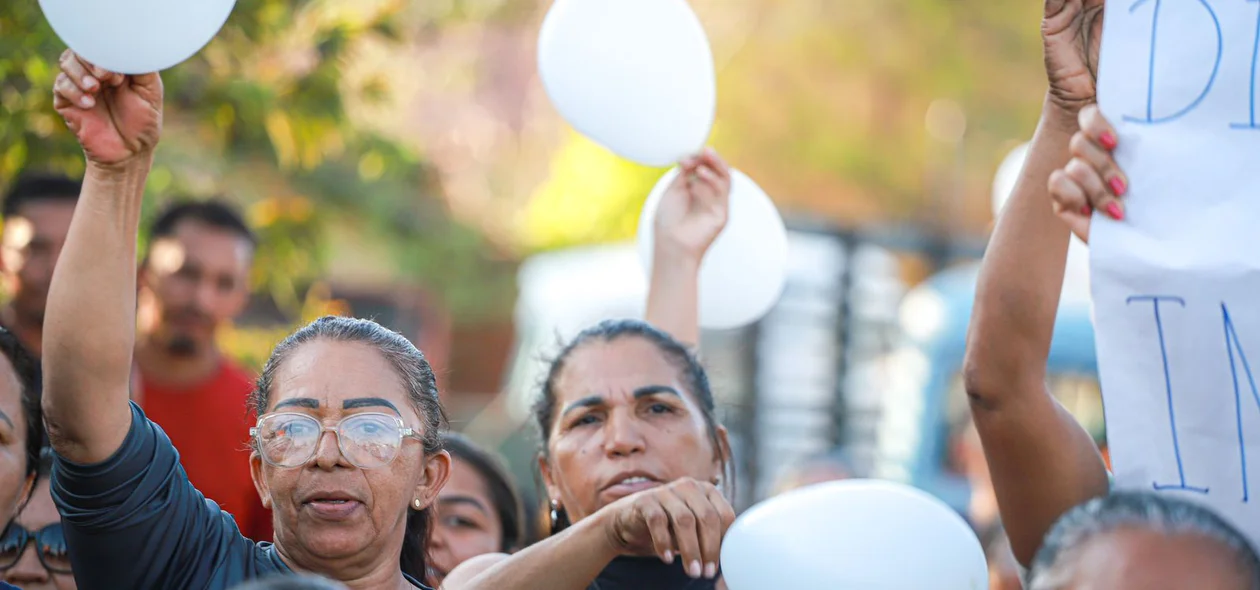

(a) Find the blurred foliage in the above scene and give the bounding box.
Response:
[521,132,667,251]
[0,0,513,327]
[444,0,1051,252]
[217,282,351,371]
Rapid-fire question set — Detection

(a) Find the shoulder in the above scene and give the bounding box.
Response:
[439,553,512,589]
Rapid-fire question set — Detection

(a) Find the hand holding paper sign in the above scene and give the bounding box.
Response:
[52,50,163,170]
[1049,105,1129,241]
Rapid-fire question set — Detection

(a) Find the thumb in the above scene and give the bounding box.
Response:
[1056,206,1092,245]
[55,104,88,137]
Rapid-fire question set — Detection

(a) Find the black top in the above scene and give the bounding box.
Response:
[50,402,431,590]
[588,556,721,590]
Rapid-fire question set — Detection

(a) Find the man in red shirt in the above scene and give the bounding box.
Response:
[0,173,80,358]
[134,199,272,541]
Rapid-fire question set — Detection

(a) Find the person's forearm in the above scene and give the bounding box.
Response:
[963,98,1077,407]
[963,98,1109,565]
[646,251,701,346]
[43,159,149,464]
[457,514,619,590]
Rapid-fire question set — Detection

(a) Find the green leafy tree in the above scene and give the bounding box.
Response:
[0,0,512,326]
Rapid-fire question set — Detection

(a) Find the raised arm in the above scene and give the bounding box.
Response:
[44,51,163,464]
[961,0,1110,565]
[644,148,731,346]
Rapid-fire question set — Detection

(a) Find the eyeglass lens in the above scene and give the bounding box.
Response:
[0,523,71,574]
[255,413,404,468]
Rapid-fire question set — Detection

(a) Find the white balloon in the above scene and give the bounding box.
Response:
[721,480,988,590]
[538,0,716,166]
[638,168,788,330]
[39,0,236,74]
[991,142,1031,217]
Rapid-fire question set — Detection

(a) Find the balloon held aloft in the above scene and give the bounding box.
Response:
[39,0,236,74]
[638,168,788,330]
[721,480,989,590]
[538,0,716,166]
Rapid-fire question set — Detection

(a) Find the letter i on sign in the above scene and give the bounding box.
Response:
[1128,296,1209,494]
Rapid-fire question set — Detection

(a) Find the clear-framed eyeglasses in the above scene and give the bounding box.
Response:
[251,412,423,469]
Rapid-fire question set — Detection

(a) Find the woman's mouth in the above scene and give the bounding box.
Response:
[303,498,364,520]
[602,475,662,499]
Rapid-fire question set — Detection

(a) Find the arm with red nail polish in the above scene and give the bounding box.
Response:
[963,98,1110,567]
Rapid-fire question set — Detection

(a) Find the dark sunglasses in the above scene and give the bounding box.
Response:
[0,522,71,575]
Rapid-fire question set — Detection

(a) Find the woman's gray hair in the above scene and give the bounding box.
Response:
[1028,491,1260,589]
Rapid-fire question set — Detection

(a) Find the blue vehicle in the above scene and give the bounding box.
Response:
[874,254,1106,514]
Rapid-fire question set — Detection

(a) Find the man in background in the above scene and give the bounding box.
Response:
[135,199,272,541]
[0,174,80,357]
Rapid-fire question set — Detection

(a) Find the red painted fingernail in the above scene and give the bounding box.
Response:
[1100,132,1118,150]
[1109,176,1127,196]
[1105,203,1124,221]
[1080,205,1092,216]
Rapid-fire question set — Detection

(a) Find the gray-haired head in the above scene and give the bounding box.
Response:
[1028,491,1260,590]
[248,315,447,582]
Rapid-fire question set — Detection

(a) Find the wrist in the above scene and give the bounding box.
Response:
[1042,97,1082,135]
[652,243,704,276]
[583,508,626,562]
[84,156,152,194]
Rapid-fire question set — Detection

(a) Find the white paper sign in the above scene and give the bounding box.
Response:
[1095,0,1260,547]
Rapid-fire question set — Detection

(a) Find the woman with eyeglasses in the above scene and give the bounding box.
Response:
[1,449,73,590]
[43,53,449,590]
[444,150,737,590]
[0,329,45,590]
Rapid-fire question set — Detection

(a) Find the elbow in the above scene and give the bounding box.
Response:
[962,325,1044,413]
[961,354,1005,413]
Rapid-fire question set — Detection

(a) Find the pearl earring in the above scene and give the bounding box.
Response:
[413,498,422,509]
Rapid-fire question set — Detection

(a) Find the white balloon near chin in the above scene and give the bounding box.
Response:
[721,480,989,590]
[537,0,717,167]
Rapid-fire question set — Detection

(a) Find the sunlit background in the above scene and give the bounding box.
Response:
[0,0,1102,549]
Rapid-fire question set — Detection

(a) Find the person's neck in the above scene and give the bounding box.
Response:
[0,305,41,357]
[274,541,417,590]
[135,336,223,388]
